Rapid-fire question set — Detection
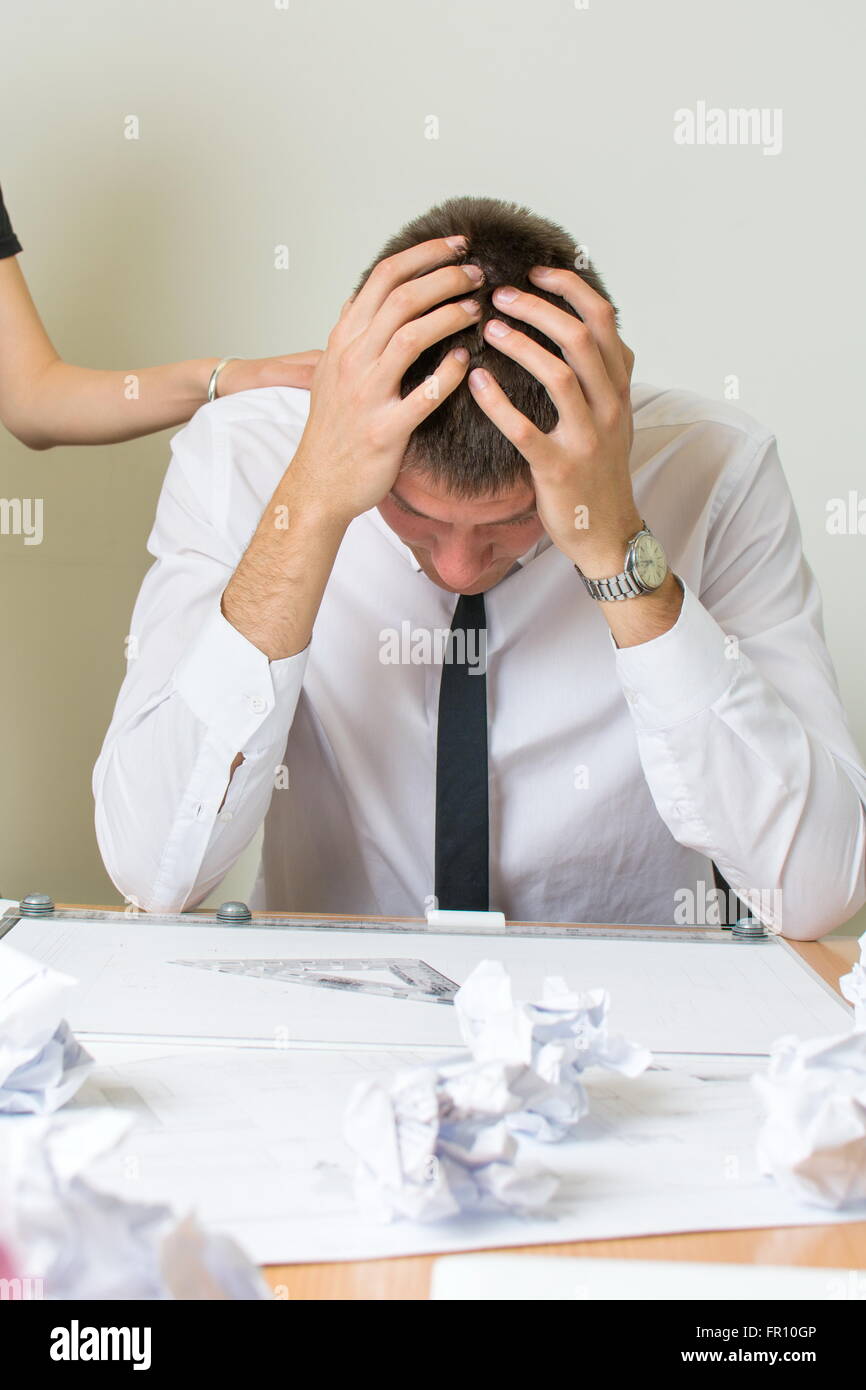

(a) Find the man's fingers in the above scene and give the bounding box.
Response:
[359,262,483,362]
[344,235,468,334]
[375,297,481,380]
[527,267,630,398]
[396,347,470,429]
[480,319,594,429]
[488,287,616,414]
[465,365,545,458]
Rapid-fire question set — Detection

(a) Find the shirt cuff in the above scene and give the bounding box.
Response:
[172,604,308,751]
[612,579,735,730]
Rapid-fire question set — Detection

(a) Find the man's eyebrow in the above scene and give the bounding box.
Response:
[388,489,537,525]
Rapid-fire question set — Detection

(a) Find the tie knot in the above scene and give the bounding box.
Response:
[453,592,486,630]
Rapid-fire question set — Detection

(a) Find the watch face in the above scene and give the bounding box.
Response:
[633,533,667,589]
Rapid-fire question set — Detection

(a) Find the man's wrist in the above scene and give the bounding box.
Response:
[602,570,684,648]
[566,516,644,578]
[280,459,358,538]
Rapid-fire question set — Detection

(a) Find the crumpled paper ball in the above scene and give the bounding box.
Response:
[344,959,651,1223]
[0,943,93,1114]
[840,931,866,1029]
[753,1030,866,1209]
[0,1107,270,1299]
[345,1058,559,1223]
[456,963,652,1141]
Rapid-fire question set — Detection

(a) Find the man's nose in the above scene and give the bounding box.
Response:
[431,536,490,591]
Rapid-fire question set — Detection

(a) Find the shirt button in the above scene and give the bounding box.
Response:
[219,810,234,822]
[247,694,267,713]
[624,688,638,705]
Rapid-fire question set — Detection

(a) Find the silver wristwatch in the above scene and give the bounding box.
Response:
[575,522,668,601]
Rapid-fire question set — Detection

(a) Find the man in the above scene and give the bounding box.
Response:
[94,196,866,938]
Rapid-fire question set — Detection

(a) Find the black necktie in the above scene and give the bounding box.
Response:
[435,593,489,910]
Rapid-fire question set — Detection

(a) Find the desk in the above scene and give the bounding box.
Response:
[41,908,861,1299]
[261,932,862,1300]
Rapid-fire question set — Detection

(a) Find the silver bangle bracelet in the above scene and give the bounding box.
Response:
[207,357,239,402]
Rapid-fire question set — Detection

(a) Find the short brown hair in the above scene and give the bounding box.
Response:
[353,195,616,496]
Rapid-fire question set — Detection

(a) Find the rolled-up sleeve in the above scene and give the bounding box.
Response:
[93,400,308,913]
[613,435,866,940]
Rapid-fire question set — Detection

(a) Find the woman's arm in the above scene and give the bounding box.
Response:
[0,255,319,449]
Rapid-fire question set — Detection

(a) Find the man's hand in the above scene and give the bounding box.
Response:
[221,236,479,664]
[467,265,640,575]
[467,265,683,646]
[287,236,481,527]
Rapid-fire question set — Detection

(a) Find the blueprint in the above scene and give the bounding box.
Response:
[76,1040,866,1265]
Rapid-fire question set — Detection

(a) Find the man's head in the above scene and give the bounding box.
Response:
[353,195,617,593]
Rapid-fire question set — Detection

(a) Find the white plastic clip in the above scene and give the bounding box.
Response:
[425,908,507,931]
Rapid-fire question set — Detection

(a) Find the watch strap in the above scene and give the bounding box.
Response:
[575,522,658,602]
[578,568,646,601]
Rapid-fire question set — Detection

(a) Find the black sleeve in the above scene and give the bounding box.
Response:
[0,184,22,259]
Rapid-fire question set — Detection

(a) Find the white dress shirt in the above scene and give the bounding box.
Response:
[93,383,866,938]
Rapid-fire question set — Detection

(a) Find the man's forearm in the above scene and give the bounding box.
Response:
[221,458,349,661]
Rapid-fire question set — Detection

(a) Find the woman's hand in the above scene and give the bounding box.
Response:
[214,350,324,396]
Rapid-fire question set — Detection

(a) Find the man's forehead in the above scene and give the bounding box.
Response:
[391,470,537,524]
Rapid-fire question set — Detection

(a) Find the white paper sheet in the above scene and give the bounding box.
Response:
[430,1253,865,1301]
[77,1040,866,1265]
[6,918,850,1056]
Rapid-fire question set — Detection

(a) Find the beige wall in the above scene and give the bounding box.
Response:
[1,0,864,932]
